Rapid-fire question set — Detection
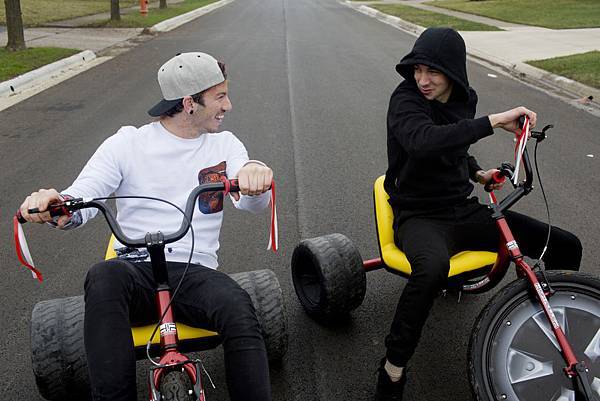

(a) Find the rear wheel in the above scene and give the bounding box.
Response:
[291,233,366,319]
[30,296,90,401]
[230,269,288,361]
[159,370,193,401]
[469,271,600,401]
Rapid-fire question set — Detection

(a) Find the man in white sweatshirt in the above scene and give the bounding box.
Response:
[19,52,275,401]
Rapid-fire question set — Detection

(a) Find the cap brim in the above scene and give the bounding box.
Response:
[148,98,183,117]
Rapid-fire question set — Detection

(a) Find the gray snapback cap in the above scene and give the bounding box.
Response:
[148,52,225,117]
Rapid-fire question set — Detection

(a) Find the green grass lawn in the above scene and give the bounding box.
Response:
[86,0,217,28]
[0,0,138,27]
[428,0,600,29]
[527,51,600,90]
[371,4,501,31]
[0,47,80,81]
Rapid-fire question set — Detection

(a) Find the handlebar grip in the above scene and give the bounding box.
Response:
[26,204,72,218]
[16,210,27,224]
[484,171,506,192]
[518,115,526,129]
[228,179,240,193]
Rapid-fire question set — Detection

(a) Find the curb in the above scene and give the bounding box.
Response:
[344,1,600,113]
[466,50,600,103]
[346,3,423,36]
[147,0,235,33]
[0,50,96,98]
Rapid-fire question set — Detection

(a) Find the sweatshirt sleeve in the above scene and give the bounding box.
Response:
[225,133,271,214]
[467,154,483,182]
[60,130,126,225]
[388,94,494,158]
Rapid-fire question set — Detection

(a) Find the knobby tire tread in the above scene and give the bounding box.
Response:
[292,233,366,319]
[159,371,193,401]
[230,269,288,361]
[31,295,90,401]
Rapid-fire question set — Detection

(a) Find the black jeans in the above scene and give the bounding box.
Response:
[84,259,271,401]
[385,198,583,367]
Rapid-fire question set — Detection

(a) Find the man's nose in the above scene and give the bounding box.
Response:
[418,74,430,86]
[222,96,232,111]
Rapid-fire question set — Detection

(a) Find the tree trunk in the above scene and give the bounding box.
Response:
[159,0,167,9]
[4,0,26,51]
[110,0,120,21]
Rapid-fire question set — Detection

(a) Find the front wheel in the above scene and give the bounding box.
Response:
[469,271,600,401]
[159,370,193,401]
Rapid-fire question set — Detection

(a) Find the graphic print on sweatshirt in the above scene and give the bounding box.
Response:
[198,161,227,214]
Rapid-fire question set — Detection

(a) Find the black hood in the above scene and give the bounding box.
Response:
[396,27,470,100]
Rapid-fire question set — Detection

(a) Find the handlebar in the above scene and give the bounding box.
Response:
[490,122,554,215]
[19,179,240,248]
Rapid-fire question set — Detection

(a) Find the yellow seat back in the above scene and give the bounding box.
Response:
[105,235,218,346]
[373,175,497,277]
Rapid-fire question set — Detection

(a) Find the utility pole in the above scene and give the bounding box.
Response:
[4,0,26,51]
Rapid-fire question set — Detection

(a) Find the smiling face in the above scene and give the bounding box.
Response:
[192,80,232,133]
[413,64,453,103]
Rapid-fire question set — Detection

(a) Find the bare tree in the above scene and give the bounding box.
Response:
[111,0,121,21]
[160,0,167,9]
[4,0,26,51]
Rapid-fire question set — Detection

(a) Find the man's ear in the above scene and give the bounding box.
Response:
[182,96,195,113]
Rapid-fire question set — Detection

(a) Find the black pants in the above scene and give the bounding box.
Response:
[385,199,583,367]
[84,259,272,401]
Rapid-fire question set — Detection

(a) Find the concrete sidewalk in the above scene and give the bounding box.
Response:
[347,0,600,114]
[0,0,233,111]
[0,27,142,53]
[0,0,181,53]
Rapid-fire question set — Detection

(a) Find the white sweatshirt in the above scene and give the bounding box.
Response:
[62,121,270,268]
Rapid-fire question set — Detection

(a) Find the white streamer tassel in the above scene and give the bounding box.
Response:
[13,215,43,282]
[267,181,278,252]
[513,117,530,185]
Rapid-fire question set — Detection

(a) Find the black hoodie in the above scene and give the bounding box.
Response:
[384,27,494,212]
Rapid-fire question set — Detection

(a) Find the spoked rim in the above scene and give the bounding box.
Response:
[483,286,600,401]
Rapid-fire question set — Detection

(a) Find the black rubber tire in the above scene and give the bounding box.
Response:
[230,269,288,362]
[291,233,366,319]
[30,296,90,401]
[468,271,600,401]
[159,370,193,401]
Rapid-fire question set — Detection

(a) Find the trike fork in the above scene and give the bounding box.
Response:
[486,182,596,398]
[145,232,204,400]
[516,255,598,400]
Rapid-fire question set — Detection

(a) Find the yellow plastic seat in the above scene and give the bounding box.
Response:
[105,236,218,348]
[373,175,497,277]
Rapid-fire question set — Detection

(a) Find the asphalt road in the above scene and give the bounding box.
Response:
[1,0,599,399]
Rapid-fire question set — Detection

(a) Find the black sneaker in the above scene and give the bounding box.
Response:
[374,359,407,401]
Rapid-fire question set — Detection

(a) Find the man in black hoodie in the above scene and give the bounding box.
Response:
[376,27,582,401]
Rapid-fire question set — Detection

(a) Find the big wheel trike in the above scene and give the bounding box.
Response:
[291,121,600,401]
[17,179,287,401]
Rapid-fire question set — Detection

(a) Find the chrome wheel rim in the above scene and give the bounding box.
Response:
[485,288,600,401]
